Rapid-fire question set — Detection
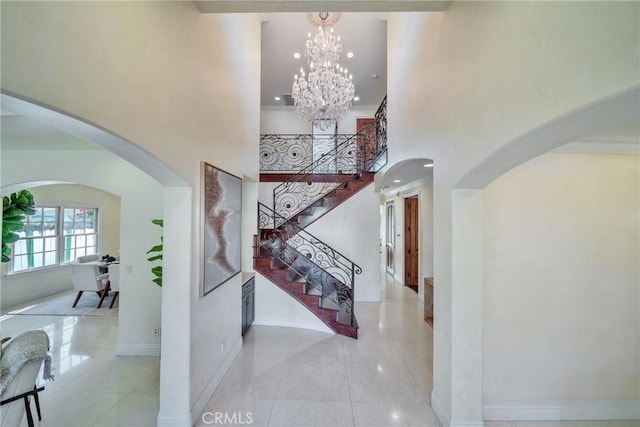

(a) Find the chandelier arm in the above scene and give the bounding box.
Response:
[292,15,354,129]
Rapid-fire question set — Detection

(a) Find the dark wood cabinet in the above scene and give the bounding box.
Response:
[242,275,255,336]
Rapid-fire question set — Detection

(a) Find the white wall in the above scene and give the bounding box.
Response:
[261,108,312,134]
[2,150,164,356]
[254,274,333,333]
[1,183,121,309]
[1,2,261,424]
[260,106,377,135]
[419,183,434,287]
[483,152,639,415]
[388,2,639,423]
[305,185,381,302]
[258,182,278,210]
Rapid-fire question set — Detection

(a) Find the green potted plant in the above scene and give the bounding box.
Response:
[2,190,36,263]
[146,219,163,287]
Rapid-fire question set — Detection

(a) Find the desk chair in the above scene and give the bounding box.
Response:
[70,263,110,308]
[76,254,101,263]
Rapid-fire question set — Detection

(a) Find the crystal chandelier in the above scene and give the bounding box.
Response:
[292,12,355,131]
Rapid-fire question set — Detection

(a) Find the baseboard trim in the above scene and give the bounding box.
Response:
[431,390,450,427]
[116,343,160,357]
[253,317,333,334]
[156,411,191,427]
[483,400,640,420]
[189,337,243,425]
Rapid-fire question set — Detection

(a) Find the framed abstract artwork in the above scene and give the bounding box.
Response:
[200,162,242,296]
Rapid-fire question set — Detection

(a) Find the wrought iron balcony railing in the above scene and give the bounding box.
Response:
[260,134,360,173]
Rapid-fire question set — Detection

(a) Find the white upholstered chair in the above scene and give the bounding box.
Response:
[76,254,101,263]
[70,262,110,308]
[0,330,54,427]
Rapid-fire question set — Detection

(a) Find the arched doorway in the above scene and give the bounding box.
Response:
[448,85,640,423]
[1,92,193,422]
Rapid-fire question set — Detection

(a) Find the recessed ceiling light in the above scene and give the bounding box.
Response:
[424,163,434,167]
[353,96,360,101]
[346,51,354,58]
[274,96,281,101]
[393,179,401,183]
[293,52,301,59]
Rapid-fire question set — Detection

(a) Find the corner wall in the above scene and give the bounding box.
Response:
[482,152,639,419]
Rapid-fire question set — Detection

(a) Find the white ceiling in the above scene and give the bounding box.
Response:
[260,12,388,107]
[193,1,452,14]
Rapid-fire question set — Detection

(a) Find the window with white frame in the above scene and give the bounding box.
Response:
[10,206,99,273]
[63,207,98,262]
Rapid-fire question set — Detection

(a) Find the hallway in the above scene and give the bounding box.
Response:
[196,274,436,426]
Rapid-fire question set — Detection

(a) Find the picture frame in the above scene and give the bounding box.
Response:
[200,162,242,296]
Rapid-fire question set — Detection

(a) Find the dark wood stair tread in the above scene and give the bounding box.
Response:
[254,257,358,339]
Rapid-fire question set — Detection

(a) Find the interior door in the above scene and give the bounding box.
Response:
[356,118,375,170]
[385,201,394,274]
[404,196,419,289]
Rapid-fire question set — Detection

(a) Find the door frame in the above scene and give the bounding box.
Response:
[403,193,420,289]
[385,200,395,274]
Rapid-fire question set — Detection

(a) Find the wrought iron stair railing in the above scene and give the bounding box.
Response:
[257,202,361,327]
[271,130,382,227]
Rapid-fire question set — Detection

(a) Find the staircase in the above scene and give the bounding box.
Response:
[254,202,363,338]
[253,97,388,339]
[276,171,375,229]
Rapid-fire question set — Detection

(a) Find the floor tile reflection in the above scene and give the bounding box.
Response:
[200,272,437,427]
[0,305,158,427]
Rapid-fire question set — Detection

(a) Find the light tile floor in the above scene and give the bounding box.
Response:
[2,276,638,427]
[196,275,436,427]
[0,310,159,426]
